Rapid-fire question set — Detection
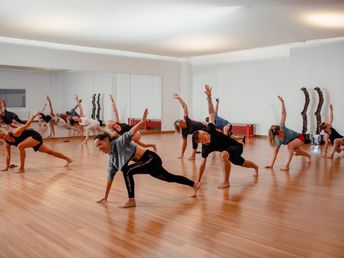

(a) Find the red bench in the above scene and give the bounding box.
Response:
[128,118,161,131]
[231,123,255,138]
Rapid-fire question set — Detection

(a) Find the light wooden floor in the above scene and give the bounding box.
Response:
[0,134,343,258]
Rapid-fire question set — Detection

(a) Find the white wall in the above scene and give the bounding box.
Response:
[0,69,52,119]
[191,39,344,136]
[0,42,182,130]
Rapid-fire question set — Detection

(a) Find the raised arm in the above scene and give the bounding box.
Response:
[204,84,215,124]
[278,96,286,125]
[109,95,120,122]
[328,104,333,126]
[173,94,189,117]
[76,95,85,117]
[12,112,40,137]
[46,95,55,116]
[129,108,148,136]
[215,97,219,113]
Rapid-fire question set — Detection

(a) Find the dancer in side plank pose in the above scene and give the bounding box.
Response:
[95,108,200,208]
[265,96,311,171]
[193,85,258,194]
[173,93,205,160]
[0,112,72,173]
[105,94,156,151]
[320,104,344,159]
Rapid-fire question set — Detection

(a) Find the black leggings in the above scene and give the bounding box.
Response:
[122,150,194,198]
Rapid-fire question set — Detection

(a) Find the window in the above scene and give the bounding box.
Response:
[0,89,26,107]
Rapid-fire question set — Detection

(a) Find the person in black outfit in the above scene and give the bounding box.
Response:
[95,109,200,208]
[192,85,258,194]
[0,112,72,173]
[0,100,27,126]
[320,104,344,159]
[106,94,156,151]
[173,93,206,160]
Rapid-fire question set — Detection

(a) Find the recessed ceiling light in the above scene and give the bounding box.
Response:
[303,12,344,28]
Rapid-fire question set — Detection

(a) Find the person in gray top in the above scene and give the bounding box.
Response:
[95,108,200,208]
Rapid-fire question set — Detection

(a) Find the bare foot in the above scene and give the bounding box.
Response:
[81,140,87,144]
[280,167,289,171]
[191,181,201,198]
[14,168,25,173]
[326,156,334,160]
[65,159,73,167]
[118,199,136,208]
[188,156,195,161]
[217,182,230,189]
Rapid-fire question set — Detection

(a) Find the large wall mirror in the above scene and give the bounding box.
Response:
[0,66,162,139]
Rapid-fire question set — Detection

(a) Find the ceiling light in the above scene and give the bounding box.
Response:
[304,12,344,28]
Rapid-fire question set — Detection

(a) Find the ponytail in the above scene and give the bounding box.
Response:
[268,125,280,146]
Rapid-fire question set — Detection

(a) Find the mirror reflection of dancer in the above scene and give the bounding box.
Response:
[265,96,311,171]
[105,94,156,151]
[0,112,72,173]
[95,108,200,208]
[320,104,344,159]
[39,96,79,137]
[173,93,205,160]
[0,99,27,127]
[192,85,258,193]
[71,95,100,144]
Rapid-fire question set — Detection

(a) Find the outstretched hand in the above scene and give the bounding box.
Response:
[109,94,114,102]
[173,93,180,99]
[277,95,284,102]
[142,108,149,122]
[204,84,212,98]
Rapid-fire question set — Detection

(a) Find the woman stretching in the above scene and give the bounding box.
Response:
[320,104,344,159]
[106,94,156,151]
[0,112,72,173]
[265,96,311,171]
[95,109,200,208]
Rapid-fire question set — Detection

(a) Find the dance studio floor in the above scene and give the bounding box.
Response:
[0,134,343,258]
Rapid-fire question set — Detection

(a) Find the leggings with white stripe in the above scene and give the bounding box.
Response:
[122,150,194,198]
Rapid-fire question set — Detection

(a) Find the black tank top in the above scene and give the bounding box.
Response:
[5,129,40,147]
[325,128,343,145]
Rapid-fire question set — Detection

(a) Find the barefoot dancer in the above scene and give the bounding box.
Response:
[193,85,258,193]
[106,94,156,151]
[320,104,344,159]
[0,112,72,173]
[265,96,311,171]
[71,95,100,144]
[173,93,205,160]
[95,108,200,208]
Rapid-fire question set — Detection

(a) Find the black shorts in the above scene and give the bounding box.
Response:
[226,145,245,166]
[30,131,43,152]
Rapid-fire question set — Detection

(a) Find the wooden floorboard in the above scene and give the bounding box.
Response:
[0,134,344,258]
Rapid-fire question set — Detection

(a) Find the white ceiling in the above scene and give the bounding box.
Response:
[0,0,344,57]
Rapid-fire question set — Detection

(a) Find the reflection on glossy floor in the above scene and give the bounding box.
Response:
[0,134,343,258]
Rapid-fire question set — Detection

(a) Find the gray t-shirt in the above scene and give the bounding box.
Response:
[107,131,137,180]
[275,123,299,148]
